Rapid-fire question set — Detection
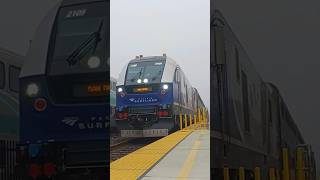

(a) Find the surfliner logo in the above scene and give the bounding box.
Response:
[128,97,158,103]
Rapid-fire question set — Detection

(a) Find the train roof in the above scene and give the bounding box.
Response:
[117,55,178,86]
[20,1,61,78]
[212,10,265,84]
[129,56,166,63]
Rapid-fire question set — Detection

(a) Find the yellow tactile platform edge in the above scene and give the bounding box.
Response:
[110,130,193,180]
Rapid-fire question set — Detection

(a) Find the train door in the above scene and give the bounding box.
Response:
[174,67,182,128]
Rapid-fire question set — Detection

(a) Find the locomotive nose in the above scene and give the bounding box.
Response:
[128,115,155,129]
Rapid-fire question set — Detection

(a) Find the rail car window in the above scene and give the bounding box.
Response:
[174,68,182,104]
[185,84,189,104]
[268,100,273,125]
[235,47,240,82]
[174,69,178,82]
[261,85,267,144]
[215,26,226,64]
[253,86,257,105]
[250,86,254,106]
[0,61,4,89]
[9,65,20,92]
[180,73,186,104]
[241,71,250,132]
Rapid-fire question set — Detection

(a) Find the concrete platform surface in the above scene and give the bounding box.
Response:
[141,129,210,180]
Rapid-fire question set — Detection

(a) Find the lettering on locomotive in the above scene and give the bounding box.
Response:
[133,87,152,93]
[65,9,87,18]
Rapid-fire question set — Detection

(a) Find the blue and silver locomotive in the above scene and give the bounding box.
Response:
[115,54,206,137]
[17,0,109,179]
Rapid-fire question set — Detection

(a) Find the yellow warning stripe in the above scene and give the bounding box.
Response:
[110,130,193,180]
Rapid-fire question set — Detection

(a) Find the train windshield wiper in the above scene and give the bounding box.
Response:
[130,68,143,82]
[65,20,104,66]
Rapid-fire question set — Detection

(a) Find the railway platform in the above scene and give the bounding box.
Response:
[110,120,210,180]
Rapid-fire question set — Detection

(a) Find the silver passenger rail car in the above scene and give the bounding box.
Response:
[0,47,23,180]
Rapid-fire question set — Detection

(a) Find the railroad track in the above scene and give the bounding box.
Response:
[110,137,159,162]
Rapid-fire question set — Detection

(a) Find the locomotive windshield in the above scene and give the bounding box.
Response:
[125,60,165,85]
[48,1,108,75]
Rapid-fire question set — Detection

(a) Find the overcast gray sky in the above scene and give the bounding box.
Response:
[111,0,210,109]
[215,0,320,168]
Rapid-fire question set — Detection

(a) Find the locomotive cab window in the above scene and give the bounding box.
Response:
[125,60,165,85]
[9,65,20,92]
[48,1,108,75]
[0,61,4,89]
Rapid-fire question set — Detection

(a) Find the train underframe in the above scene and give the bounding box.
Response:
[116,115,176,138]
[16,140,108,180]
[211,137,317,179]
[211,135,288,180]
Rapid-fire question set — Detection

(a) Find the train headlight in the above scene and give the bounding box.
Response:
[162,84,169,90]
[143,78,148,83]
[87,56,101,69]
[26,83,39,97]
[117,87,123,93]
[137,79,142,84]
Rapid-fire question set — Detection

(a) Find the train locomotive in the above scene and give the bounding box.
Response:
[16,0,109,179]
[115,55,207,137]
[210,7,316,180]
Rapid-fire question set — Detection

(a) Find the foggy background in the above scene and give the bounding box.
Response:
[110,0,210,109]
[215,0,320,170]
